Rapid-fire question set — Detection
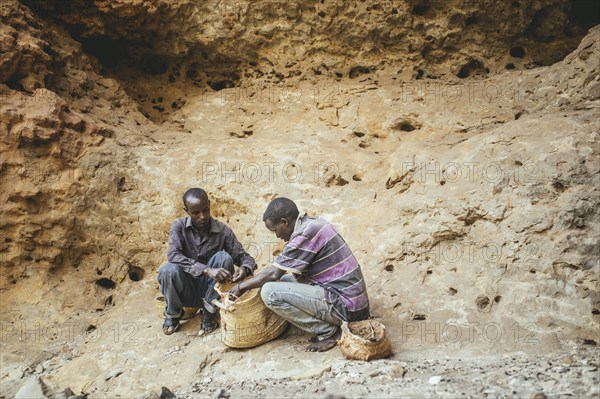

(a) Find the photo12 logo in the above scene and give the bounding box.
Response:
[1,321,139,344]
[200,83,342,107]
[394,240,540,266]
[401,321,540,344]
[243,241,281,264]
[395,81,534,104]
[394,161,540,186]
[199,161,341,185]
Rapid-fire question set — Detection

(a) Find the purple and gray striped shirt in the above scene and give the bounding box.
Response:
[274,214,370,322]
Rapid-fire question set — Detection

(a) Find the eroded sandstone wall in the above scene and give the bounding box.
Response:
[0,0,598,347]
[1,1,151,311]
[14,0,594,121]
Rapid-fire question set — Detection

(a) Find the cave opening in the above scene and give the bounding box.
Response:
[76,35,129,69]
[128,265,145,282]
[456,59,489,78]
[64,31,242,121]
[411,3,429,16]
[96,278,116,289]
[510,46,526,58]
[570,0,600,29]
[465,15,479,26]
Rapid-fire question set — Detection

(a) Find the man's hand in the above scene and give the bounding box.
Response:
[231,267,248,283]
[204,268,232,283]
[228,284,243,302]
[228,265,285,301]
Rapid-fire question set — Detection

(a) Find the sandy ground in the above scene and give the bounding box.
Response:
[2,277,599,398]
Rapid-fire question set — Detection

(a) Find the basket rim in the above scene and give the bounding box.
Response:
[215,281,260,307]
[341,320,387,344]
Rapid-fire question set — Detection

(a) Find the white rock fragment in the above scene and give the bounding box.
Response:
[428,375,443,385]
[15,377,48,399]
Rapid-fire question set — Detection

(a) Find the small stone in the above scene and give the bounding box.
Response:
[213,388,229,399]
[561,356,574,365]
[388,365,406,377]
[532,393,547,399]
[160,387,177,399]
[35,364,44,373]
[428,375,442,385]
[292,364,332,380]
[368,369,381,377]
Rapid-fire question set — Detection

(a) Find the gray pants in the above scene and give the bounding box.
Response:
[260,275,342,341]
[158,251,234,319]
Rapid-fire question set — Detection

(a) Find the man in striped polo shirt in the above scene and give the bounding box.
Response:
[228,197,370,352]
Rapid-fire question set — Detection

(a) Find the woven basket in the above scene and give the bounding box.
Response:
[154,295,199,320]
[339,319,393,361]
[214,281,288,348]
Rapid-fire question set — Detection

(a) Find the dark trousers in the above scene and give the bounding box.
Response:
[158,251,234,318]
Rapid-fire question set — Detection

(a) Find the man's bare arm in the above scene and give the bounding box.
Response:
[228,265,286,300]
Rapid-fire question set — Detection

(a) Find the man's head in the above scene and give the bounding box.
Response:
[183,188,210,231]
[263,197,299,242]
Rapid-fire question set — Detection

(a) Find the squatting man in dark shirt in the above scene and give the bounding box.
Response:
[158,188,257,335]
[228,197,371,352]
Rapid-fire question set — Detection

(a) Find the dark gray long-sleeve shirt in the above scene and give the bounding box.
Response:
[167,216,256,277]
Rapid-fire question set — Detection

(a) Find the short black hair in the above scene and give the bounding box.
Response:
[183,188,208,207]
[263,197,299,223]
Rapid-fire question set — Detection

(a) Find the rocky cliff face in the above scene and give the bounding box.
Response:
[0,0,598,397]
[13,0,595,121]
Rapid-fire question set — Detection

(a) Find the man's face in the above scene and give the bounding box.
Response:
[265,217,295,242]
[185,196,211,231]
